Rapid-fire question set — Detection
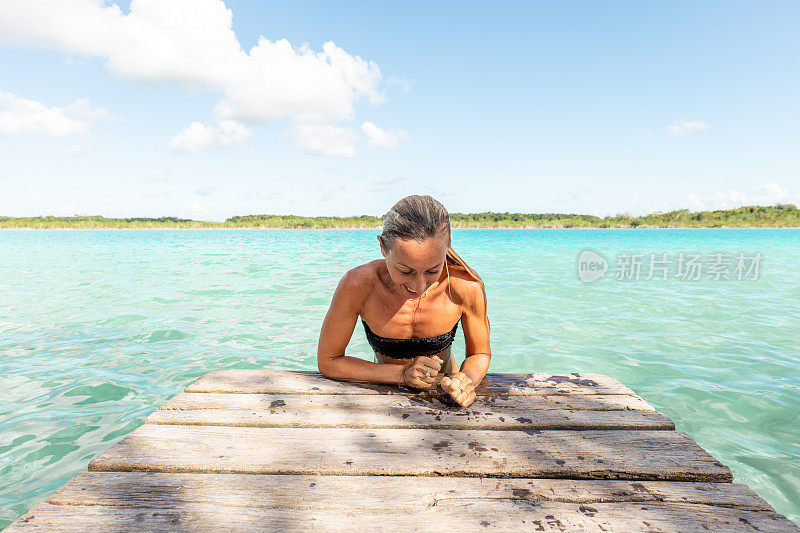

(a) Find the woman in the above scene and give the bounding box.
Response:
[317,195,491,408]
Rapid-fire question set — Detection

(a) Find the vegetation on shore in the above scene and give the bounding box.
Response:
[2,204,799,229]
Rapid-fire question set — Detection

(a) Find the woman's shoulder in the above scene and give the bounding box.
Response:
[446,261,481,286]
[330,261,381,316]
[339,260,382,294]
[446,262,485,307]
[349,259,384,278]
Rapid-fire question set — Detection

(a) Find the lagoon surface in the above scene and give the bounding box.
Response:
[1,228,798,527]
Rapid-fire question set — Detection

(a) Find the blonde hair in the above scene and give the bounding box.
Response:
[379,195,489,330]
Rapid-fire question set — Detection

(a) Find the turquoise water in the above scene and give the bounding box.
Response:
[0,228,798,527]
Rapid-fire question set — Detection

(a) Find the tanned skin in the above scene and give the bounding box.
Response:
[317,233,491,407]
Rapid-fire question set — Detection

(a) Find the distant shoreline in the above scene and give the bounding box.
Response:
[2,204,799,229]
[3,225,800,230]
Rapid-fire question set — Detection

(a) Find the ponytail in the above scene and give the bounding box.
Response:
[446,246,490,332]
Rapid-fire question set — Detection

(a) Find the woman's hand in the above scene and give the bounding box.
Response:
[439,372,476,407]
[399,355,443,389]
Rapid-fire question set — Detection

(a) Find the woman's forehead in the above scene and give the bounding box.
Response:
[390,236,448,264]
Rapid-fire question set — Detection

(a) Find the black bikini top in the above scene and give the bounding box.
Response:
[362,318,459,359]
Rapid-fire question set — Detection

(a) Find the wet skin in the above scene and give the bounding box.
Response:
[317,232,490,408]
[375,234,477,404]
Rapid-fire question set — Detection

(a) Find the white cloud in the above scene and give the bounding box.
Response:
[169,122,217,153]
[386,76,412,93]
[216,119,250,146]
[667,119,709,137]
[318,181,345,201]
[685,182,799,211]
[65,56,85,67]
[686,194,705,211]
[374,175,407,185]
[366,175,410,193]
[194,186,216,197]
[0,91,89,137]
[65,98,112,121]
[551,186,605,206]
[290,123,359,157]
[141,189,171,199]
[169,120,250,153]
[361,121,409,149]
[67,144,86,157]
[747,182,800,207]
[0,0,387,153]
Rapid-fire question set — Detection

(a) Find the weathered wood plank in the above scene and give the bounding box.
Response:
[10,472,792,531]
[43,472,778,510]
[9,500,797,532]
[161,391,658,412]
[88,425,733,481]
[146,402,675,430]
[184,370,639,396]
[16,370,796,532]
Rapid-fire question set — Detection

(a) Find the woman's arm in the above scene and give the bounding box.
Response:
[317,269,405,385]
[439,279,491,406]
[459,278,491,386]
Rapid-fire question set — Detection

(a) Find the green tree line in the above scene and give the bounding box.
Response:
[2,204,799,229]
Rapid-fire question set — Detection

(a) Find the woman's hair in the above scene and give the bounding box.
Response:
[379,195,489,330]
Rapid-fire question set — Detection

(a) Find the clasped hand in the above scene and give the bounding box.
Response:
[399,355,477,407]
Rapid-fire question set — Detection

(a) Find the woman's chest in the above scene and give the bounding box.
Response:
[361,292,461,338]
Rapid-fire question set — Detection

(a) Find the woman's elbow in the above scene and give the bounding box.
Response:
[316,352,340,378]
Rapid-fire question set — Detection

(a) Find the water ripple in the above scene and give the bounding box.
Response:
[0,228,798,527]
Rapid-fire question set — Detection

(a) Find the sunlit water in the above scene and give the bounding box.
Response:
[1,228,798,527]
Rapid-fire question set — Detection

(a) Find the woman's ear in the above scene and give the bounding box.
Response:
[377,235,388,258]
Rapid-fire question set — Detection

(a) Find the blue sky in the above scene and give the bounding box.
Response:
[1,1,798,220]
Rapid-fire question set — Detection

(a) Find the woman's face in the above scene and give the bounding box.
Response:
[379,233,449,299]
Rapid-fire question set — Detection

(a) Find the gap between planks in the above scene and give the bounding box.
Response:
[145,392,674,430]
[184,370,640,396]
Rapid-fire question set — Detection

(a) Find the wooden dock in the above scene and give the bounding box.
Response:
[6,370,798,531]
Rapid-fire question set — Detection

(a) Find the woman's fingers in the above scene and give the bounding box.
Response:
[442,377,454,391]
[414,356,441,387]
[458,389,476,407]
[418,356,441,373]
[419,369,436,386]
[446,372,466,390]
[440,372,475,407]
[406,357,435,388]
[451,384,475,407]
[401,356,449,390]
